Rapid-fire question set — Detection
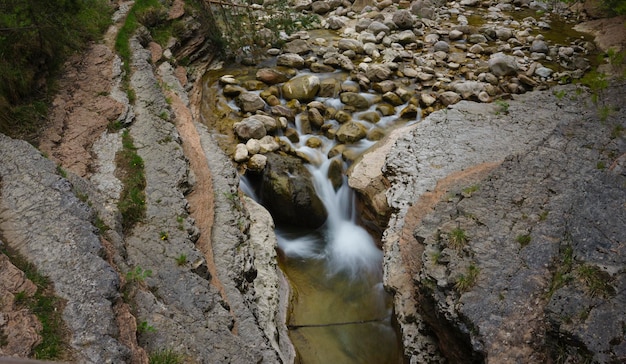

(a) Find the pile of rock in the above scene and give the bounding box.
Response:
[217,0,595,171]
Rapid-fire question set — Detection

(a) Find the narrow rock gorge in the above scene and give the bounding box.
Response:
[0,0,624,363]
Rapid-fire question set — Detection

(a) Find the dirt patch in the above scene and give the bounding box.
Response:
[38,43,124,178]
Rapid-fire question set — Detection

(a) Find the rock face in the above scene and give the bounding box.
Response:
[0,134,130,363]
[256,153,328,229]
[370,83,626,362]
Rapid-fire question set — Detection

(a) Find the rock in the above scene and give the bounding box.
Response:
[495,27,514,41]
[392,10,414,29]
[277,53,306,69]
[365,64,393,82]
[469,44,484,54]
[322,52,354,71]
[282,75,321,101]
[411,0,436,19]
[382,91,404,106]
[258,153,328,228]
[488,53,519,76]
[368,21,391,36]
[399,103,419,118]
[319,78,341,98]
[307,107,325,129]
[340,92,371,110]
[395,30,418,45]
[338,38,365,54]
[535,66,553,78]
[328,158,344,190]
[433,40,450,52]
[336,121,368,143]
[0,134,130,362]
[246,139,261,154]
[327,16,347,30]
[236,92,266,113]
[468,33,488,44]
[256,68,290,85]
[452,81,486,99]
[258,135,280,153]
[223,84,246,97]
[283,39,310,54]
[530,39,549,54]
[439,91,462,106]
[234,143,250,162]
[360,111,382,124]
[377,103,396,116]
[449,29,464,40]
[373,80,397,93]
[247,154,268,172]
[420,93,437,107]
[234,116,267,140]
[312,0,331,13]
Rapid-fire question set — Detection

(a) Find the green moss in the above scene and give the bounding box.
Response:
[117,130,146,232]
[1,247,68,360]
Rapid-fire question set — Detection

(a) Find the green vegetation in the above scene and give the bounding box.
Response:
[539,210,549,221]
[1,247,68,360]
[175,254,187,266]
[117,130,146,232]
[547,245,574,298]
[516,234,532,247]
[159,231,169,241]
[149,349,184,364]
[455,263,480,292]
[126,266,153,284]
[601,0,626,15]
[137,320,156,334]
[449,227,469,250]
[0,0,112,141]
[576,264,615,298]
[494,99,510,115]
[461,184,480,198]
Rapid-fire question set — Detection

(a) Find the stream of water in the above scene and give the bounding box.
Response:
[239,103,404,363]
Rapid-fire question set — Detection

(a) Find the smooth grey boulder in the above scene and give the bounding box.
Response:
[277,53,306,69]
[392,10,414,29]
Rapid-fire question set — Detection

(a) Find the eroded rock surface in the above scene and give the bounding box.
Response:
[375,82,626,362]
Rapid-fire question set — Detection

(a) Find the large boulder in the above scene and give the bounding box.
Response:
[392,10,415,29]
[282,75,321,102]
[257,153,328,229]
[277,53,305,69]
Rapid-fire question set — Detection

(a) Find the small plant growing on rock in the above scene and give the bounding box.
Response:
[576,264,615,298]
[539,210,549,221]
[516,234,532,247]
[461,184,480,198]
[137,320,156,334]
[494,99,509,115]
[126,266,152,283]
[449,227,469,250]
[159,231,169,241]
[149,348,184,364]
[175,254,187,266]
[455,263,480,292]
